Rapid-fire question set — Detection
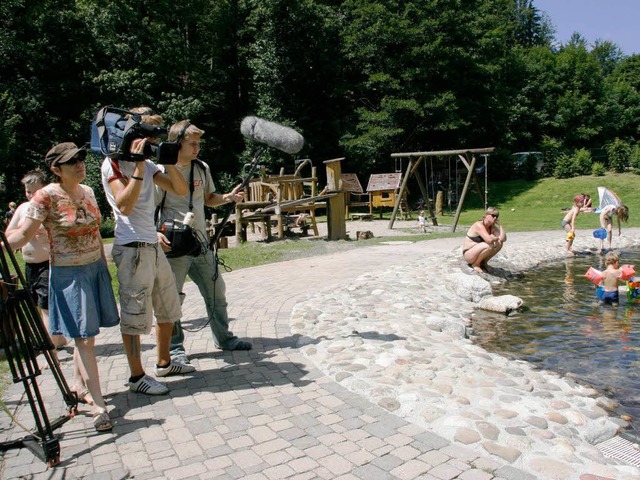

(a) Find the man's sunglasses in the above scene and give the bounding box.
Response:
[489,213,499,218]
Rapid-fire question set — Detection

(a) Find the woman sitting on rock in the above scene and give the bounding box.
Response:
[462,207,506,274]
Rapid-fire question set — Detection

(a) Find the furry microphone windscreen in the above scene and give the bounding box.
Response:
[240,116,304,154]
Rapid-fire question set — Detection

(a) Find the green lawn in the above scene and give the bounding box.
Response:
[453,173,640,232]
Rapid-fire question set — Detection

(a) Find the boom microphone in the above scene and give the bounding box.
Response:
[240,116,304,154]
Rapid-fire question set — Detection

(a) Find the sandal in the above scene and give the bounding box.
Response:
[73,388,94,405]
[93,411,112,432]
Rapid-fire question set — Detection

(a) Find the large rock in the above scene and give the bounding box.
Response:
[449,272,492,303]
[479,295,523,314]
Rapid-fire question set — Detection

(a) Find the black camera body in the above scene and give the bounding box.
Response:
[90,106,180,165]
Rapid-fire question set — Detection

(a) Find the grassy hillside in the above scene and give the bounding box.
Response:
[451,173,640,232]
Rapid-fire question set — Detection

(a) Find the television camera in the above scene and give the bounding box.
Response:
[90,106,180,164]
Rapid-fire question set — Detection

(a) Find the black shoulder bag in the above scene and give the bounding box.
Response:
[156,162,203,258]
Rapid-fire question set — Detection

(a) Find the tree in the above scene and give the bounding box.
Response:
[510,0,553,48]
[241,0,344,170]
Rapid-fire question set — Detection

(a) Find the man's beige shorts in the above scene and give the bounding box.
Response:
[112,244,181,335]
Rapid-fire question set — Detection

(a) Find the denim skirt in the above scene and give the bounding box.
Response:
[49,258,120,338]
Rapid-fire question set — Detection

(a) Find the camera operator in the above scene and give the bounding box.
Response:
[156,120,252,365]
[101,108,195,396]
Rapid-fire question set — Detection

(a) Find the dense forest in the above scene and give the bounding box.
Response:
[1,0,639,211]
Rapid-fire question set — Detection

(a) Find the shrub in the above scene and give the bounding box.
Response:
[553,153,575,179]
[591,162,606,176]
[607,138,631,173]
[572,149,592,176]
[489,148,517,181]
[630,145,640,174]
[540,136,565,178]
[100,217,115,238]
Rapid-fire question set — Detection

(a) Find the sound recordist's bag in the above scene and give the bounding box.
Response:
[157,219,201,258]
[155,161,203,258]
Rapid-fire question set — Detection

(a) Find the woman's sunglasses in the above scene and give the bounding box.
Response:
[60,156,86,166]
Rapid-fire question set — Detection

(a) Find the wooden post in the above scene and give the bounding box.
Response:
[389,159,413,229]
[452,154,476,232]
[235,204,244,244]
[413,169,437,226]
[324,158,347,240]
[435,191,444,216]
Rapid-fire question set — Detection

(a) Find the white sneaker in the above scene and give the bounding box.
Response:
[128,374,169,395]
[171,353,191,365]
[154,360,196,377]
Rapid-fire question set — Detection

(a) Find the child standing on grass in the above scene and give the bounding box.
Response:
[600,251,624,306]
[561,195,584,255]
[417,210,426,233]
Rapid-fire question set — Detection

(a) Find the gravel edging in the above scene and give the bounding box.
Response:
[291,229,640,479]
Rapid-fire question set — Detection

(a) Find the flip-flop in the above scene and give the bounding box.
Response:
[93,411,112,432]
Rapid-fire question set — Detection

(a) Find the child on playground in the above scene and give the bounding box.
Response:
[598,204,629,253]
[417,210,426,233]
[561,195,584,255]
[600,251,624,306]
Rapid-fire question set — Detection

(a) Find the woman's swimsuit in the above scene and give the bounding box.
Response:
[463,234,485,254]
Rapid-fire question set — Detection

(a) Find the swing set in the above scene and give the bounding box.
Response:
[389,147,495,232]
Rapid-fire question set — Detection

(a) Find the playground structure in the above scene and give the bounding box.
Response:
[366,173,411,220]
[227,147,495,242]
[341,173,372,220]
[390,148,495,232]
[233,158,347,242]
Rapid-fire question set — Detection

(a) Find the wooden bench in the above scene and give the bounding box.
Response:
[350,212,373,221]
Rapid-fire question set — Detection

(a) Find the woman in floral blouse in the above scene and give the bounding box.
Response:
[4,142,119,432]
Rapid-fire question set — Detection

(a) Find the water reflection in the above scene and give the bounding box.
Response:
[473,249,640,431]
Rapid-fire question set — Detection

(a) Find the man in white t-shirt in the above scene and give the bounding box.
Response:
[101,108,195,395]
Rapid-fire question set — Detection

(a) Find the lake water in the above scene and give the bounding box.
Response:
[472,249,640,432]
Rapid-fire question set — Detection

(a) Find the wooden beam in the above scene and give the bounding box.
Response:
[458,154,470,171]
[392,147,494,158]
[452,155,476,232]
[389,158,413,229]
[323,158,347,240]
[414,169,437,226]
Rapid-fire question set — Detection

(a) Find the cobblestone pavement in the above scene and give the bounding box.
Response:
[0,234,622,479]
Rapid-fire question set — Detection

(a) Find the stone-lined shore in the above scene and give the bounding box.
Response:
[291,229,640,479]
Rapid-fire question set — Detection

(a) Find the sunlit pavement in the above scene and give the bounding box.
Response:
[3,232,636,479]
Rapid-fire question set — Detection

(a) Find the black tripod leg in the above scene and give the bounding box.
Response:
[0,233,77,467]
[0,300,62,466]
[14,293,77,411]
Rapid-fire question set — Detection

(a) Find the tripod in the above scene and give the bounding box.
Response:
[0,231,77,466]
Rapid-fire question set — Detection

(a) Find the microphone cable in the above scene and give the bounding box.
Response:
[177,231,232,335]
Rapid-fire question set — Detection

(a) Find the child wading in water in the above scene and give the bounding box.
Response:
[598,204,629,253]
[600,251,624,306]
[561,195,584,255]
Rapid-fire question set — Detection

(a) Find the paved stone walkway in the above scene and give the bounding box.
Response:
[0,235,629,479]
